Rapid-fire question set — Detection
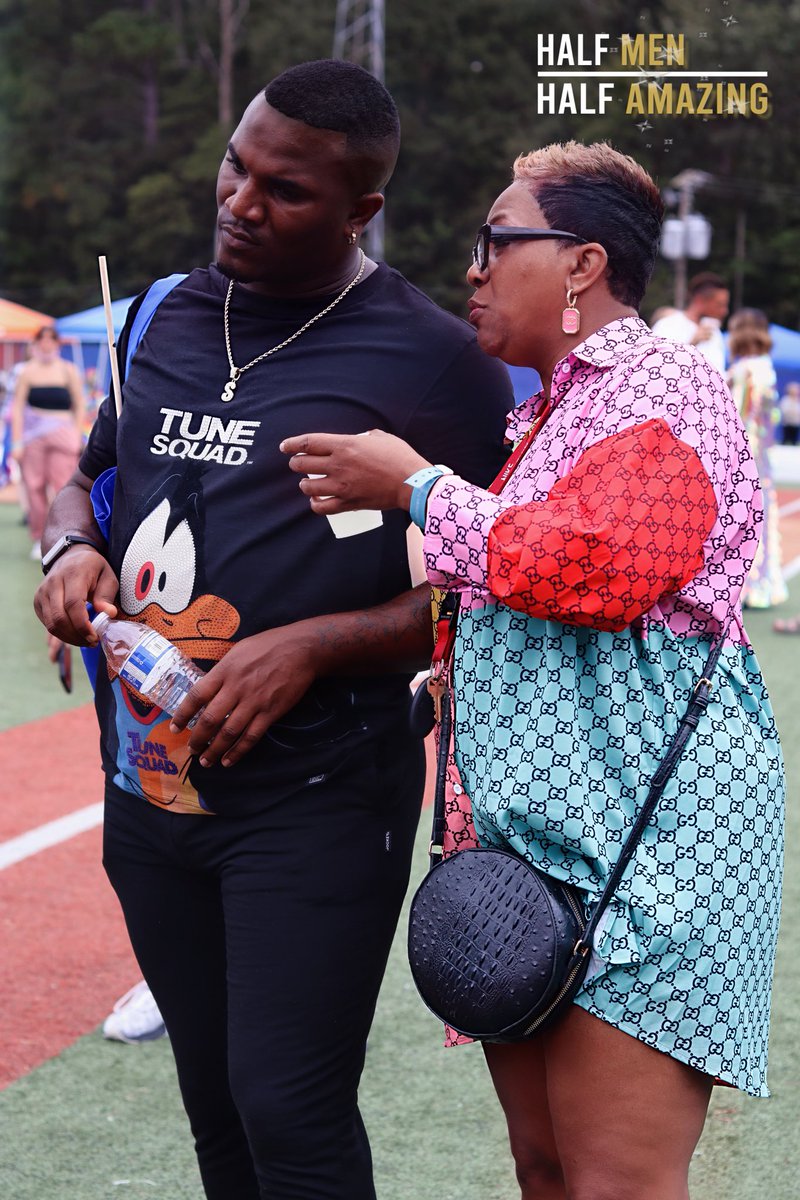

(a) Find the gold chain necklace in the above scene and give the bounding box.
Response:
[220,250,367,402]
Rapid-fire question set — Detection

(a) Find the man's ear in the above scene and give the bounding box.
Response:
[567,242,609,296]
[348,193,384,238]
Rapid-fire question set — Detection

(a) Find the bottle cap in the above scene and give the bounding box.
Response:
[91,611,110,634]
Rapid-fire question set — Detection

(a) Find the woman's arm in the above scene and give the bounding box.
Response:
[425,418,718,631]
[66,363,86,434]
[9,368,30,459]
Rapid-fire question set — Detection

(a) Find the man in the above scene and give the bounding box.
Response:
[651,271,730,374]
[35,60,511,1200]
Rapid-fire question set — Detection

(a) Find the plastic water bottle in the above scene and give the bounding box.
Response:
[91,611,205,725]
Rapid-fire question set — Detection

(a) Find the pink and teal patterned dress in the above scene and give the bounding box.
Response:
[422,317,784,1096]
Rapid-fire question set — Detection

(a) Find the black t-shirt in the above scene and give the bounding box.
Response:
[81,262,512,815]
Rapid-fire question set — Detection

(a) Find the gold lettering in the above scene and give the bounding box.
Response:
[695,83,714,116]
[674,83,694,114]
[620,34,643,66]
[625,83,645,114]
[648,83,672,115]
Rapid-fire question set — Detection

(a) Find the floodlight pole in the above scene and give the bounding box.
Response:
[333,0,386,261]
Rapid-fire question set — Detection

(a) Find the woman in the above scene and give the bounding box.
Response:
[726,309,787,609]
[11,325,85,560]
[282,142,784,1200]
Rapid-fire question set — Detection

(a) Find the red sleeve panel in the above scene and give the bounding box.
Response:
[486,418,718,631]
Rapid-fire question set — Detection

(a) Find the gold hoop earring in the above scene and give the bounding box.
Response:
[561,287,580,335]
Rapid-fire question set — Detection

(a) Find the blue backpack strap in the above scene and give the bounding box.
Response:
[82,273,187,689]
[123,272,187,379]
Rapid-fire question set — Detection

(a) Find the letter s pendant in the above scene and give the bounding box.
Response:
[220,366,240,403]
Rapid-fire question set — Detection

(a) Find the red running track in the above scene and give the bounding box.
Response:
[0,703,436,1089]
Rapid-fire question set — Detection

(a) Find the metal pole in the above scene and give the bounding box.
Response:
[674,182,691,310]
[333,0,386,261]
[733,208,747,310]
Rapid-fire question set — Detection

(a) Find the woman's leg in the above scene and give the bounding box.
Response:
[483,1040,566,1200]
[20,437,47,543]
[542,1005,712,1200]
[44,423,81,499]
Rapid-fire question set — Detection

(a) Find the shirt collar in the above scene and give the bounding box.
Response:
[566,315,653,370]
[507,316,653,441]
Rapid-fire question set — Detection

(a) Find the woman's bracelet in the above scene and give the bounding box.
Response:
[404,465,452,530]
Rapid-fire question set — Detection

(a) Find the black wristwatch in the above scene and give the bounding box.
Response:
[41,533,104,575]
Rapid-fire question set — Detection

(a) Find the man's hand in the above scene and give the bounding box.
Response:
[169,583,434,769]
[169,623,321,768]
[34,546,119,646]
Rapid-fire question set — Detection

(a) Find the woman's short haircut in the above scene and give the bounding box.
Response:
[513,142,665,309]
[729,308,773,357]
[264,59,400,193]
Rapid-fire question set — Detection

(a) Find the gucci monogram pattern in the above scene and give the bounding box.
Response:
[486,418,717,631]
[425,319,784,1089]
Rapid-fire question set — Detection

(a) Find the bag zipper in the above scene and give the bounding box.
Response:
[520,889,589,1038]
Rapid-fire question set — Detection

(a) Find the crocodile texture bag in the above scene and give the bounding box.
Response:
[408,840,590,1040]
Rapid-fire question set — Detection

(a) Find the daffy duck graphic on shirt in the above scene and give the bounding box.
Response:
[108,470,239,813]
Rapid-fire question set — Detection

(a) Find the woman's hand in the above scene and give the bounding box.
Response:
[280,430,431,514]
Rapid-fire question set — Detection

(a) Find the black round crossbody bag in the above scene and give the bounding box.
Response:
[407,609,728,1043]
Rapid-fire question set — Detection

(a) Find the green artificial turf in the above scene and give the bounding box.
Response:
[1,490,798,1198]
[0,501,94,732]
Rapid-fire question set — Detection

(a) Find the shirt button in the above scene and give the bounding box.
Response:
[453,784,463,795]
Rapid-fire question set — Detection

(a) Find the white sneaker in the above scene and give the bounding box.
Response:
[102,981,168,1044]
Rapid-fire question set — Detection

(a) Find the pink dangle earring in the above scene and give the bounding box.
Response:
[561,288,581,335]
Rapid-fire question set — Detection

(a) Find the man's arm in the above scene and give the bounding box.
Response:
[34,468,119,645]
[170,583,434,769]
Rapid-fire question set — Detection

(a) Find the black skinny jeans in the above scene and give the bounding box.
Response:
[103,734,424,1200]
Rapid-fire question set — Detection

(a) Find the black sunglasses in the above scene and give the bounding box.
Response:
[472,223,586,271]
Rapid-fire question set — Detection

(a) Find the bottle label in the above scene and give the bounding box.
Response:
[120,631,177,694]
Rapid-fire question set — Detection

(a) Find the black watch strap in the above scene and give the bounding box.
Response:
[41,533,104,575]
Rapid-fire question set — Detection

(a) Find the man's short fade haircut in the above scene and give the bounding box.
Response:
[513,141,665,309]
[264,59,400,193]
[688,272,728,299]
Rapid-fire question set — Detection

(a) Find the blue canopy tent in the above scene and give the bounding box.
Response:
[764,324,800,395]
[56,296,136,388]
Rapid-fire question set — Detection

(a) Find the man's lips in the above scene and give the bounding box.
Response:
[219,222,258,248]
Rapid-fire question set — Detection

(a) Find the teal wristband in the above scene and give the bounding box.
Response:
[405,465,452,529]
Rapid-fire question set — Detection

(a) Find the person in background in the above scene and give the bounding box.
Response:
[10,326,85,560]
[651,272,730,375]
[779,381,800,446]
[727,309,788,610]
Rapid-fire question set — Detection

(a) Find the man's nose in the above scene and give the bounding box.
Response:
[226,180,264,223]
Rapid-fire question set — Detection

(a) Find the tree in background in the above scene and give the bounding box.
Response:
[0,0,798,327]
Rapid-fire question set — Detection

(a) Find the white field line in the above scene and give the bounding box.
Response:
[4,504,800,874]
[783,555,800,583]
[0,803,104,871]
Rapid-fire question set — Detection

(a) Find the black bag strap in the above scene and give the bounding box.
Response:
[427,605,734,947]
[577,613,732,952]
